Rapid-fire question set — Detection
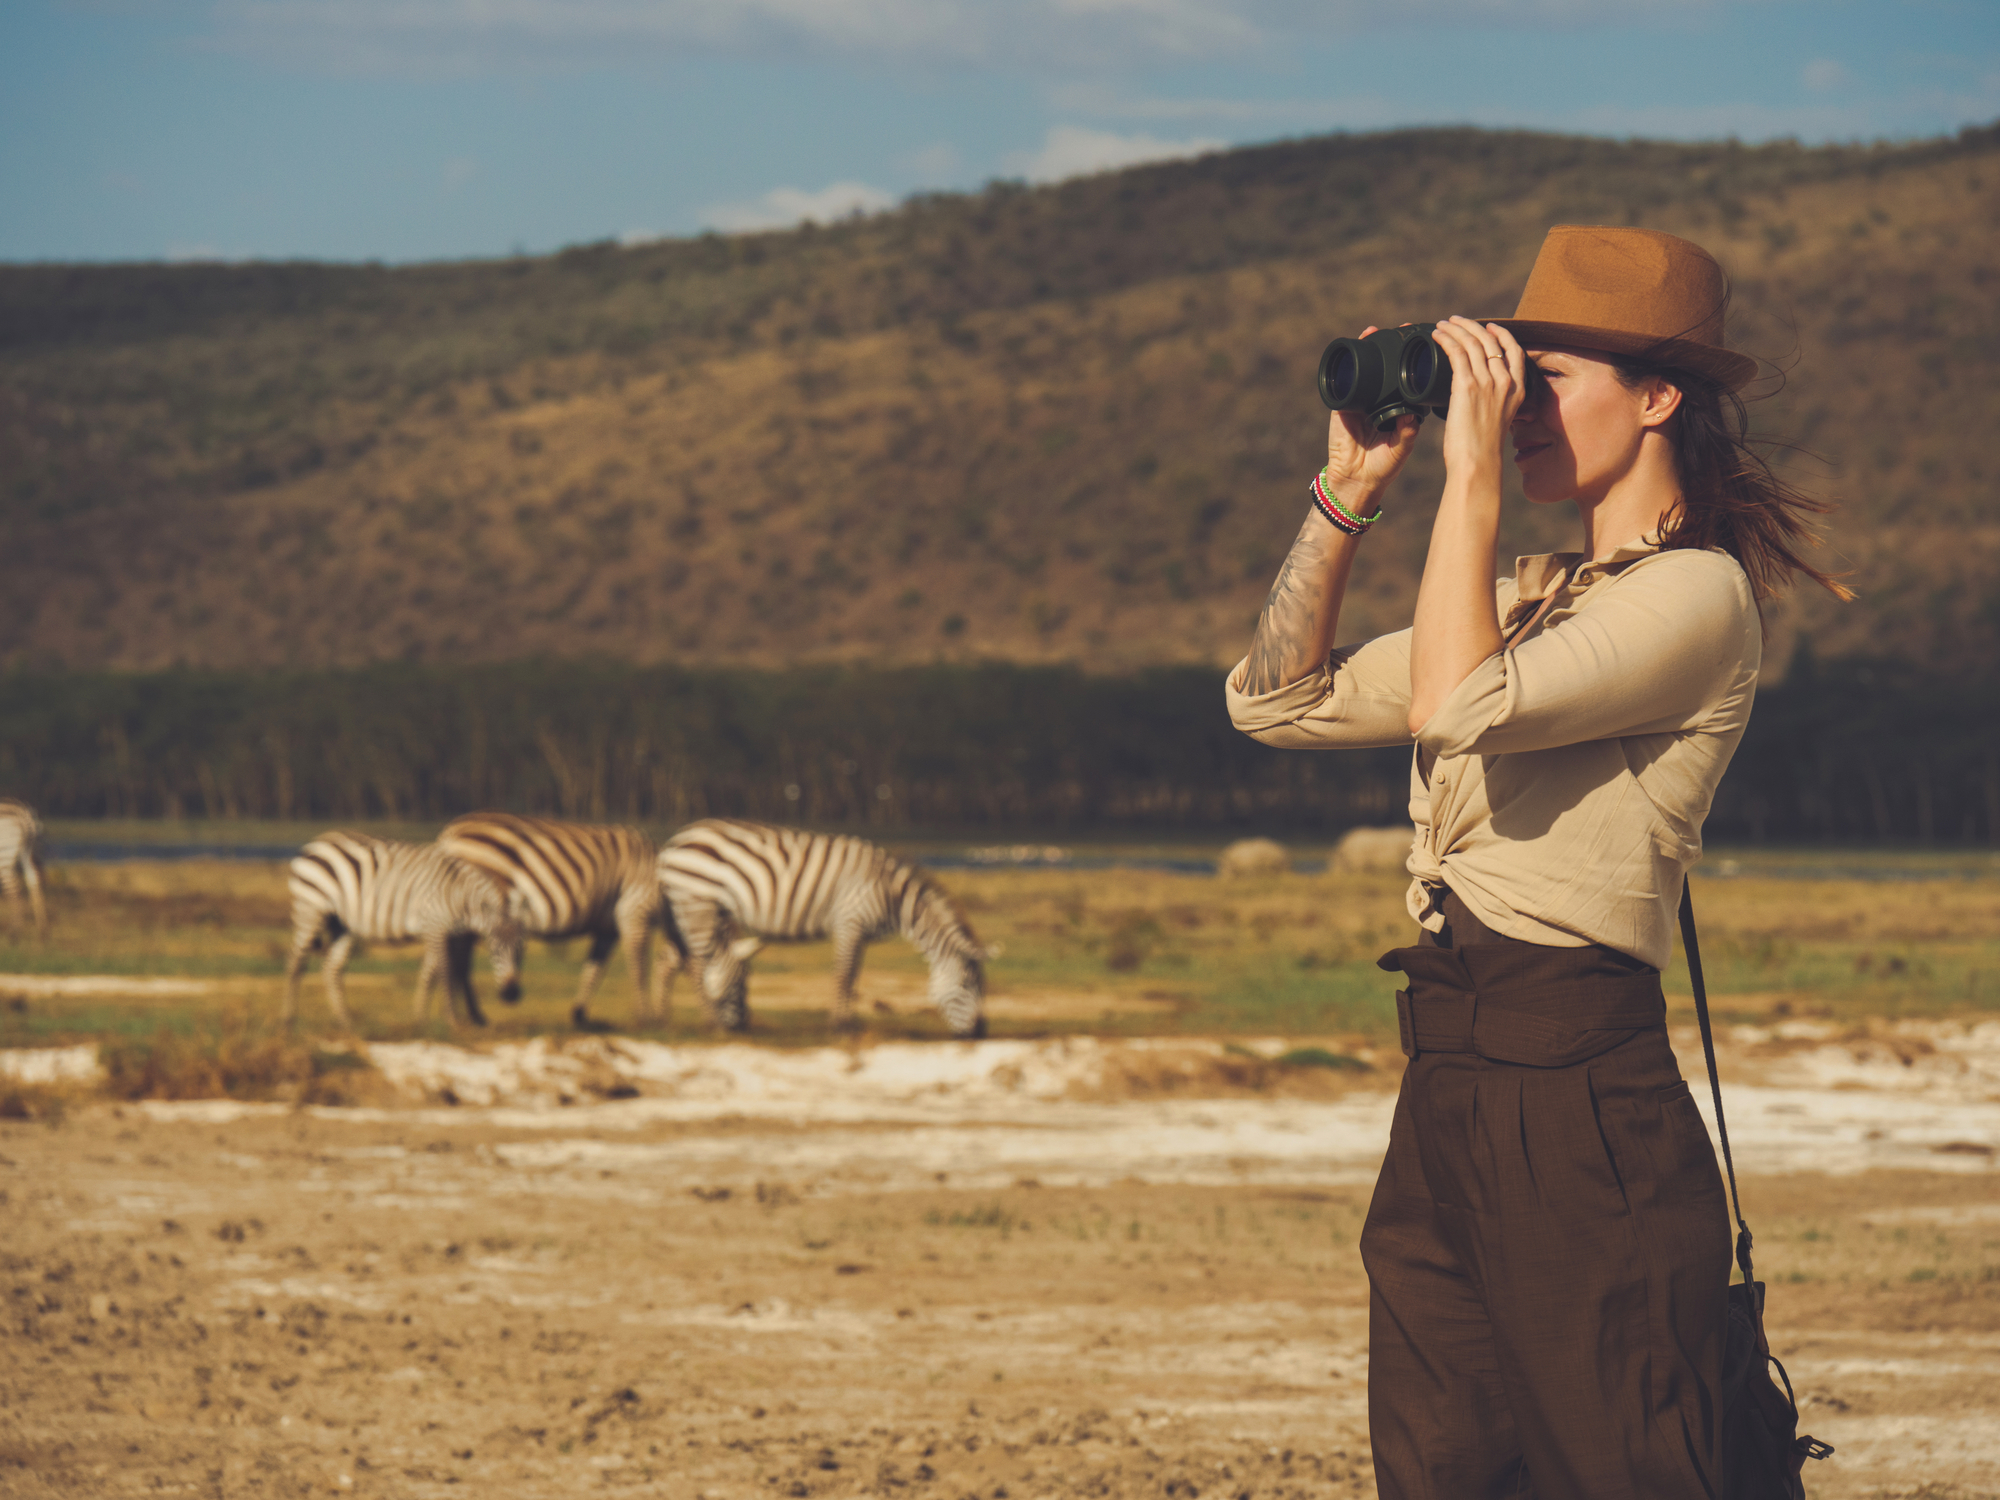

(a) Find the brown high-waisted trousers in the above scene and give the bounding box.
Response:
[1360,893,1730,1500]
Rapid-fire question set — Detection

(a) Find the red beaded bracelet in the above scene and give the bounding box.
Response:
[1311,469,1384,536]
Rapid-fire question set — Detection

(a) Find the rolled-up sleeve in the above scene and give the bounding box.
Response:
[1226,630,1416,750]
[1415,551,1756,758]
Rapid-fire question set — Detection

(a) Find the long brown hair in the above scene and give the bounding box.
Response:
[1611,357,1852,602]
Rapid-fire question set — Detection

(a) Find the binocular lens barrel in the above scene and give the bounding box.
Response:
[1404,339,1437,399]
[1325,345,1360,406]
[1315,323,1451,431]
[1400,334,1453,405]
[1318,337,1382,412]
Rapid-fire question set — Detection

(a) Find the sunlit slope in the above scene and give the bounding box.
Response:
[3,125,1996,672]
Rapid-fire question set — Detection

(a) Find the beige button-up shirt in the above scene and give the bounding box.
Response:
[1226,536,1761,969]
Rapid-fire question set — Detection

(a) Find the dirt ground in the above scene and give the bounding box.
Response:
[2,1059,1997,1500]
[5,855,1997,1497]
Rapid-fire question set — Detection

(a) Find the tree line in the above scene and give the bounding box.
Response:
[0,658,1991,845]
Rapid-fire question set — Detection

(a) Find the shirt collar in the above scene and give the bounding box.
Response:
[1515,531,1665,598]
[1513,551,1579,603]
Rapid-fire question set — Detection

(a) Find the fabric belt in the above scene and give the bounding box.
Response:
[1381,943,1667,1069]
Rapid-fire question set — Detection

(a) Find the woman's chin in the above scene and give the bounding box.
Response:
[1514,461,1573,505]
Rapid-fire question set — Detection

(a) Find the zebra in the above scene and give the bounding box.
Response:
[437,812,676,1029]
[284,832,523,1030]
[656,819,991,1038]
[0,799,48,937]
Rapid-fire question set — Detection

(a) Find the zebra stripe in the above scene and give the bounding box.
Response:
[657,818,989,1038]
[0,799,48,937]
[437,812,676,1028]
[285,831,521,1030]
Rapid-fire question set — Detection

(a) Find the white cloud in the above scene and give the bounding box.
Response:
[1003,124,1222,183]
[699,180,897,233]
[1801,57,1851,93]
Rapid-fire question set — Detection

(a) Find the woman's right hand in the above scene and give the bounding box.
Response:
[1325,326,1423,499]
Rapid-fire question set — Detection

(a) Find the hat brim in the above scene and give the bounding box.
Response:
[1488,319,1759,393]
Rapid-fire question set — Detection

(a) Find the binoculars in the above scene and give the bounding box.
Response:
[1317,323,1452,430]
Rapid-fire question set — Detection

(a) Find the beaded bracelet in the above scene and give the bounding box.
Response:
[1310,468,1384,536]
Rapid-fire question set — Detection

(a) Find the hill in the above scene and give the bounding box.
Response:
[4,124,1999,676]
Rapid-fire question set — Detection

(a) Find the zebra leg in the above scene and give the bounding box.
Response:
[649,901,691,1026]
[829,923,869,1030]
[611,885,662,1024]
[415,933,446,1024]
[613,913,655,1025]
[19,855,46,938]
[649,921,686,1027]
[448,933,487,1028]
[287,905,332,1030]
[283,936,311,1030]
[571,929,618,1030]
[321,932,357,1029]
[626,922,653,1023]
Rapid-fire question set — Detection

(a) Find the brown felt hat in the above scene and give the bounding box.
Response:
[1490,225,1758,392]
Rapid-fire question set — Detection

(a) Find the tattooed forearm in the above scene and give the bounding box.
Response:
[1242,510,1350,696]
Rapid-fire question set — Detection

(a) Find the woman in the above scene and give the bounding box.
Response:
[1226,226,1846,1499]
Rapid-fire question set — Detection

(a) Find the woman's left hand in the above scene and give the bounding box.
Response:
[1430,316,1527,487]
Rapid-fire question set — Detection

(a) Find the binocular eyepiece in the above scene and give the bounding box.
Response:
[1317,323,1452,431]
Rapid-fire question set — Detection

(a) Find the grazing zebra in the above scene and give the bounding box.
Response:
[284,832,523,1030]
[0,799,48,937]
[656,819,991,1038]
[437,812,675,1029]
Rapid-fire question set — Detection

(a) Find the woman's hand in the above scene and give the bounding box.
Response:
[1429,316,1527,483]
[1325,326,1422,499]
[1241,324,1422,699]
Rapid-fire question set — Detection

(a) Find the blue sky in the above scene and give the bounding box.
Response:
[5,1,1997,264]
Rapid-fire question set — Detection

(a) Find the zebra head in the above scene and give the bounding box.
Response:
[702,935,761,1032]
[928,946,989,1040]
[904,875,990,1039]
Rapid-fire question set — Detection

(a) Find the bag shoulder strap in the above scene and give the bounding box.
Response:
[1681,880,1756,1286]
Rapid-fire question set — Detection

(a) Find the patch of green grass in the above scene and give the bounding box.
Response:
[925,1204,1030,1237]
[1169,954,1398,1038]
[1274,1046,1372,1072]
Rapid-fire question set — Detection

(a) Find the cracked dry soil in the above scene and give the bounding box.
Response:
[1,1107,1995,1498]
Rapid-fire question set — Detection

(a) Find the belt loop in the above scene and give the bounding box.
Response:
[1395,989,1417,1059]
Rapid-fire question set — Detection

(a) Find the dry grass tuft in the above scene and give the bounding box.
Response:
[97,1023,379,1105]
[0,1083,70,1121]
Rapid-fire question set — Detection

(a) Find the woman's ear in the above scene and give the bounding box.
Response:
[1639,376,1685,429]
